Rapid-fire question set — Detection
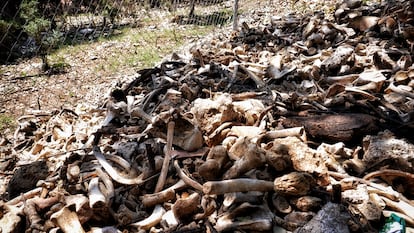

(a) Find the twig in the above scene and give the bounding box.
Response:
[155,121,175,192]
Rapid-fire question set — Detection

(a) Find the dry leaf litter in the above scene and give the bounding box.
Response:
[2,0,414,232]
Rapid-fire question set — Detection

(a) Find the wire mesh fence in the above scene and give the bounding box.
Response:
[0,0,238,65]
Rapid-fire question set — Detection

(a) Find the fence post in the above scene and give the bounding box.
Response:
[233,0,239,31]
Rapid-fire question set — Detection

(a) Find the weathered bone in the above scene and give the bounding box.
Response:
[92,146,145,185]
[130,204,166,230]
[88,177,106,208]
[51,206,86,233]
[172,192,201,222]
[215,203,273,232]
[203,178,274,195]
[173,160,203,191]
[155,121,175,192]
[141,179,187,207]
[381,196,414,220]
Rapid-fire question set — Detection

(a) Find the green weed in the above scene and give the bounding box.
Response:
[0,114,15,133]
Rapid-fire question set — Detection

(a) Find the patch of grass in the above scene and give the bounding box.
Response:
[99,25,212,70]
[48,9,217,76]
[0,114,15,133]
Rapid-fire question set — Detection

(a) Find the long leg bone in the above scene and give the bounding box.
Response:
[155,121,175,192]
[141,179,187,207]
[203,178,274,195]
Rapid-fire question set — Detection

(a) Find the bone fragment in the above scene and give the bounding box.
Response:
[96,168,115,203]
[223,191,263,209]
[162,210,179,228]
[381,196,414,220]
[173,160,203,191]
[90,226,121,233]
[142,179,187,207]
[130,107,154,123]
[203,178,274,195]
[7,187,42,206]
[92,146,145,185]
[216,218,272,232]
[172,192,201,222]
[260,127,306,141]
[106,155,132,173]
[363,169,414,182]
[130,204,166,230]
[24,198,45,231]
[0,211,22,233]
[223,138,265,179]
[272,193,292,214]
[88,177,106,208]
[274,172,313,196]
[291,196,322,212]
[198,145,229,180]
[215,203,273,232]
[386,82,414,99]
[263,141,292,172]
[51,206,86,233]
[155,121,175,192]
[239,64,266,88]
[329,171,400,201]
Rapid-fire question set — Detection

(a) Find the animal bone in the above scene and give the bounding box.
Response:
[51,206,86,233]
[141,179,187,207]
[130,204,166,230]
[381,196,414,220]
[198,145,229,180]
[88,177,106,208]
[274,172,314,196]
[223,191,263,209]
[172,192,201,222]
[215,203,273,232]
[223,138,265,179]
[259,127,306,141]
[173,160,203,191]
[155,121,175,192]
[203,178,274,195]
[24,196,60,231]
[92,145,145,185]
